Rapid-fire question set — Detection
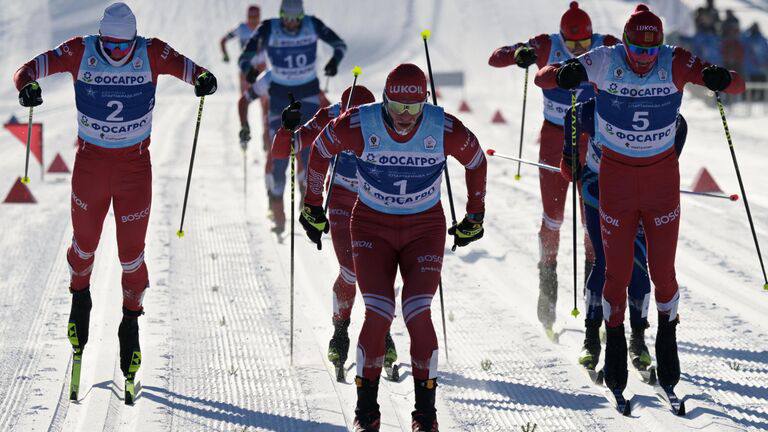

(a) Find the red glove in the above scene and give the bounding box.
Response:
[559,157,573,183]
[271,128,294,158]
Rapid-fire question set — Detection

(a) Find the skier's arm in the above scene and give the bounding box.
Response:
[312,17,347,64]
[535,46,609,89]
[304,109,364,207]
[443,114,486,215]
[602,34,622,47]
[239,22,269,74]
[13,37,85,90]
[220,28,238,60]
[672,46,745,94]
[488,34,551,69]
[147,38,207,84]
[272,107,333,158]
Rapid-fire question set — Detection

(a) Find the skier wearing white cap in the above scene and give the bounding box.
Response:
[238,0,347,234]
[13,2,217,404]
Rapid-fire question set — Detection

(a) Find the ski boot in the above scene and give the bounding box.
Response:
[353,376,381,432]
[578,318,602,370]
[383,332,399,381]
[118,309,142,405]
[268,194,286,234]
[67,287,92,401]
[655,313,680,390]
[603,324,628,392]
[629,322,652,371]
[328,318,350,382]
[537,262,558,340]
[411,378,439,432]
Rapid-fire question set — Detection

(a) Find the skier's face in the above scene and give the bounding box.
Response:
[281,12,303,33]
[624,40,661,75]
[386,99,424,134]
[247,10,260,29]
[100,36,135,61]
[565,37,592,56]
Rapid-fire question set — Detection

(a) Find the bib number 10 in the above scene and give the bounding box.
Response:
[284,54,308,68]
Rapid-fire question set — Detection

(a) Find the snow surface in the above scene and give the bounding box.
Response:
[0,1,767,431]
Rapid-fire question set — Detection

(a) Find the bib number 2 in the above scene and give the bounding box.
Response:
[106,100,124,122]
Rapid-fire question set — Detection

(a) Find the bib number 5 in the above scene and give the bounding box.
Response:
[632,111,649,131]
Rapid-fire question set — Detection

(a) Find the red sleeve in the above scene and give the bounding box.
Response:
[671,46,745,94]
[534,63,561,89]
[146,38,207,85]
[443,113,487,214]
[13,37,85,90]
[304,108,365,207]
[272,107,333,158]
[603,35,621,46]
[488,34,551,69]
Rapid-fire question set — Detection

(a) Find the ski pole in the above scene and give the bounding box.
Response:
[288,93,297,365]
[324,76,330,93]
[679,190,738,201]
[569,91,580,318]
[243,147,247,200]
[715,92,768,290]
[21,105,35,184]
[423,29,452,363]
[514,67,530,180]
[177,95,206,238]
[323,66,362,214]
[422,30,459,249]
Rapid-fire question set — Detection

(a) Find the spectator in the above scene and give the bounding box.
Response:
[742,23,768,100]
[721,9,740,38]
[695,0,721,34]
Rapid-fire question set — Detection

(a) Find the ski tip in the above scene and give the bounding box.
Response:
[421,29,431,40]
[21,176,30,185]
[677,400,687,416]
[486,148,495,156]
[514,174,521,180]
[176,230,185,238]
[352,66,362,76]
[730,194,739,201]
[69,391,77,401]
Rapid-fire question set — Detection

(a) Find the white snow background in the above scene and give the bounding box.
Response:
[0,0,766,431]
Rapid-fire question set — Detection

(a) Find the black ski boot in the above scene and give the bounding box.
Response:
[328,318,350,381]
[656,313,680,389]
[629,322,652,370]
[353,376,381,431]
[67,287,92,400]
[578,318,602,370]
[384,332,399,381]
[603,324,628,392]
[118,309,142,405]
[411,378,439,432]
[537,262,558,340]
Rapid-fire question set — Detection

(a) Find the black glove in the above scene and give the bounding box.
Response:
[515,46,537,68]
[448,215,484,247]
[245,67,259,83]
[324,57,339,77]
[239,124,251,145]
[299,205,329,250]
[19,81,42,107]
[281,99,302,131]
[194,71,217,97]
[702,65,732,92]
[556,59,588,90]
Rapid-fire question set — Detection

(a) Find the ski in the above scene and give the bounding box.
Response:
[607,387,632,416]
[655,384,686,416]
[582,366,604,385]
[383,362,400,382]
[69,348,83,401]
[125,377,136,405]
[632,364,657,385]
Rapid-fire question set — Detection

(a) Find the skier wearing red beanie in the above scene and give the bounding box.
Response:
[488,1,619,338]
[536,3,745,400]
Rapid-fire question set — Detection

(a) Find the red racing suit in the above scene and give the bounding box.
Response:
[536,46,745,327]
[14,36,206,314]
[273,105,359,322]
[489,34,622,266]
[304,107,486,381]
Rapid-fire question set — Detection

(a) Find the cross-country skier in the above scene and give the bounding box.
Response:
[536,3,744,397]
[299,63,487,431]
[563,99,688,375]
[219,5,267,93]
[272,85,399,381]
[13,2,217,403]
[238,0,346,234]
[488,1,617,337]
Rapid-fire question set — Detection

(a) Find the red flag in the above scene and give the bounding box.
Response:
[4,121,43,165]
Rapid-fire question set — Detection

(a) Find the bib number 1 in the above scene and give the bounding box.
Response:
[393,179,407,195]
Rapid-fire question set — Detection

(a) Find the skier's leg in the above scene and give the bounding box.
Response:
[628,224,652,370]
[579,168,603,369]
[537,121,568,328]
[327,188,357,367]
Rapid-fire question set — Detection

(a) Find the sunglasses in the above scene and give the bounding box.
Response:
[564,37,592,50]
[625,41,661,57]
[386,99,425,115]
[101,37,135,56]
[280,11,304,22]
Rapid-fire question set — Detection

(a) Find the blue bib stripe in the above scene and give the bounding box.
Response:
[541,33,605,126]
[594,45,682,159]
[74,35,156,148]
[267,17,318,86]
[356,103,445,215]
